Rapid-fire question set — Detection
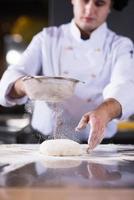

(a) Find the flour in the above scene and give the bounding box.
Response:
[47,102,79,141]
[23,76,82,141]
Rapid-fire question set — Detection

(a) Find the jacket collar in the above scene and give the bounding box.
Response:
[70,19,108,50]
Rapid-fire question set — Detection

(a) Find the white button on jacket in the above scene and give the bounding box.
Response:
[0,20,134,140]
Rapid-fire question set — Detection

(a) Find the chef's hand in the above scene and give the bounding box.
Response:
[76,109,108,150]
[75,98,122,150]
[8,77,27,99]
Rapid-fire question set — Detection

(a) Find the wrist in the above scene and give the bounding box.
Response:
[97,98,122,122]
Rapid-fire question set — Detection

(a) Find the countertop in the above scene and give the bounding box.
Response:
[0,144,134,200]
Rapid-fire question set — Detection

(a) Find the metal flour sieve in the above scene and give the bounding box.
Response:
[22,76,82,102]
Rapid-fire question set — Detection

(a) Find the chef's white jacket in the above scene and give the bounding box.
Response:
[0,20,134,140]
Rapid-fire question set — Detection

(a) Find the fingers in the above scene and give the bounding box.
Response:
[75,111,106,150]
[9,77,27,99]
[88,130,105,150]
[88,130,105,149]
[75,114,89,132]
[88,116,105,150]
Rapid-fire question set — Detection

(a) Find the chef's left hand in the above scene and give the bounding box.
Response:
[75,98,122,150]
[76,109,108,149]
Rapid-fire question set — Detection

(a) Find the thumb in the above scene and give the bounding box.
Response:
[75,114,89,131]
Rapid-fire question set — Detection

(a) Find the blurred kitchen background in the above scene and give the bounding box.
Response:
[0,0,134,144]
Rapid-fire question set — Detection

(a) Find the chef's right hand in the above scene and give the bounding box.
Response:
[9,77,27,99]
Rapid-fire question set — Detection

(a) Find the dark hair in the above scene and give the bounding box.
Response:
[112,0,129,11]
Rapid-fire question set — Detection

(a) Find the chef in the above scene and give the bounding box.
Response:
[0,0,134,149]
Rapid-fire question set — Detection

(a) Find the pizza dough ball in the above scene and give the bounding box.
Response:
[39,139,82,156]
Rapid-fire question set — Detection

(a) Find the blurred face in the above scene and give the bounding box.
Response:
[71,0,112,35]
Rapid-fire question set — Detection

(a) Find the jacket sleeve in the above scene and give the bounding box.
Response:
[103,38,134,120]
[0,32,43,107]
